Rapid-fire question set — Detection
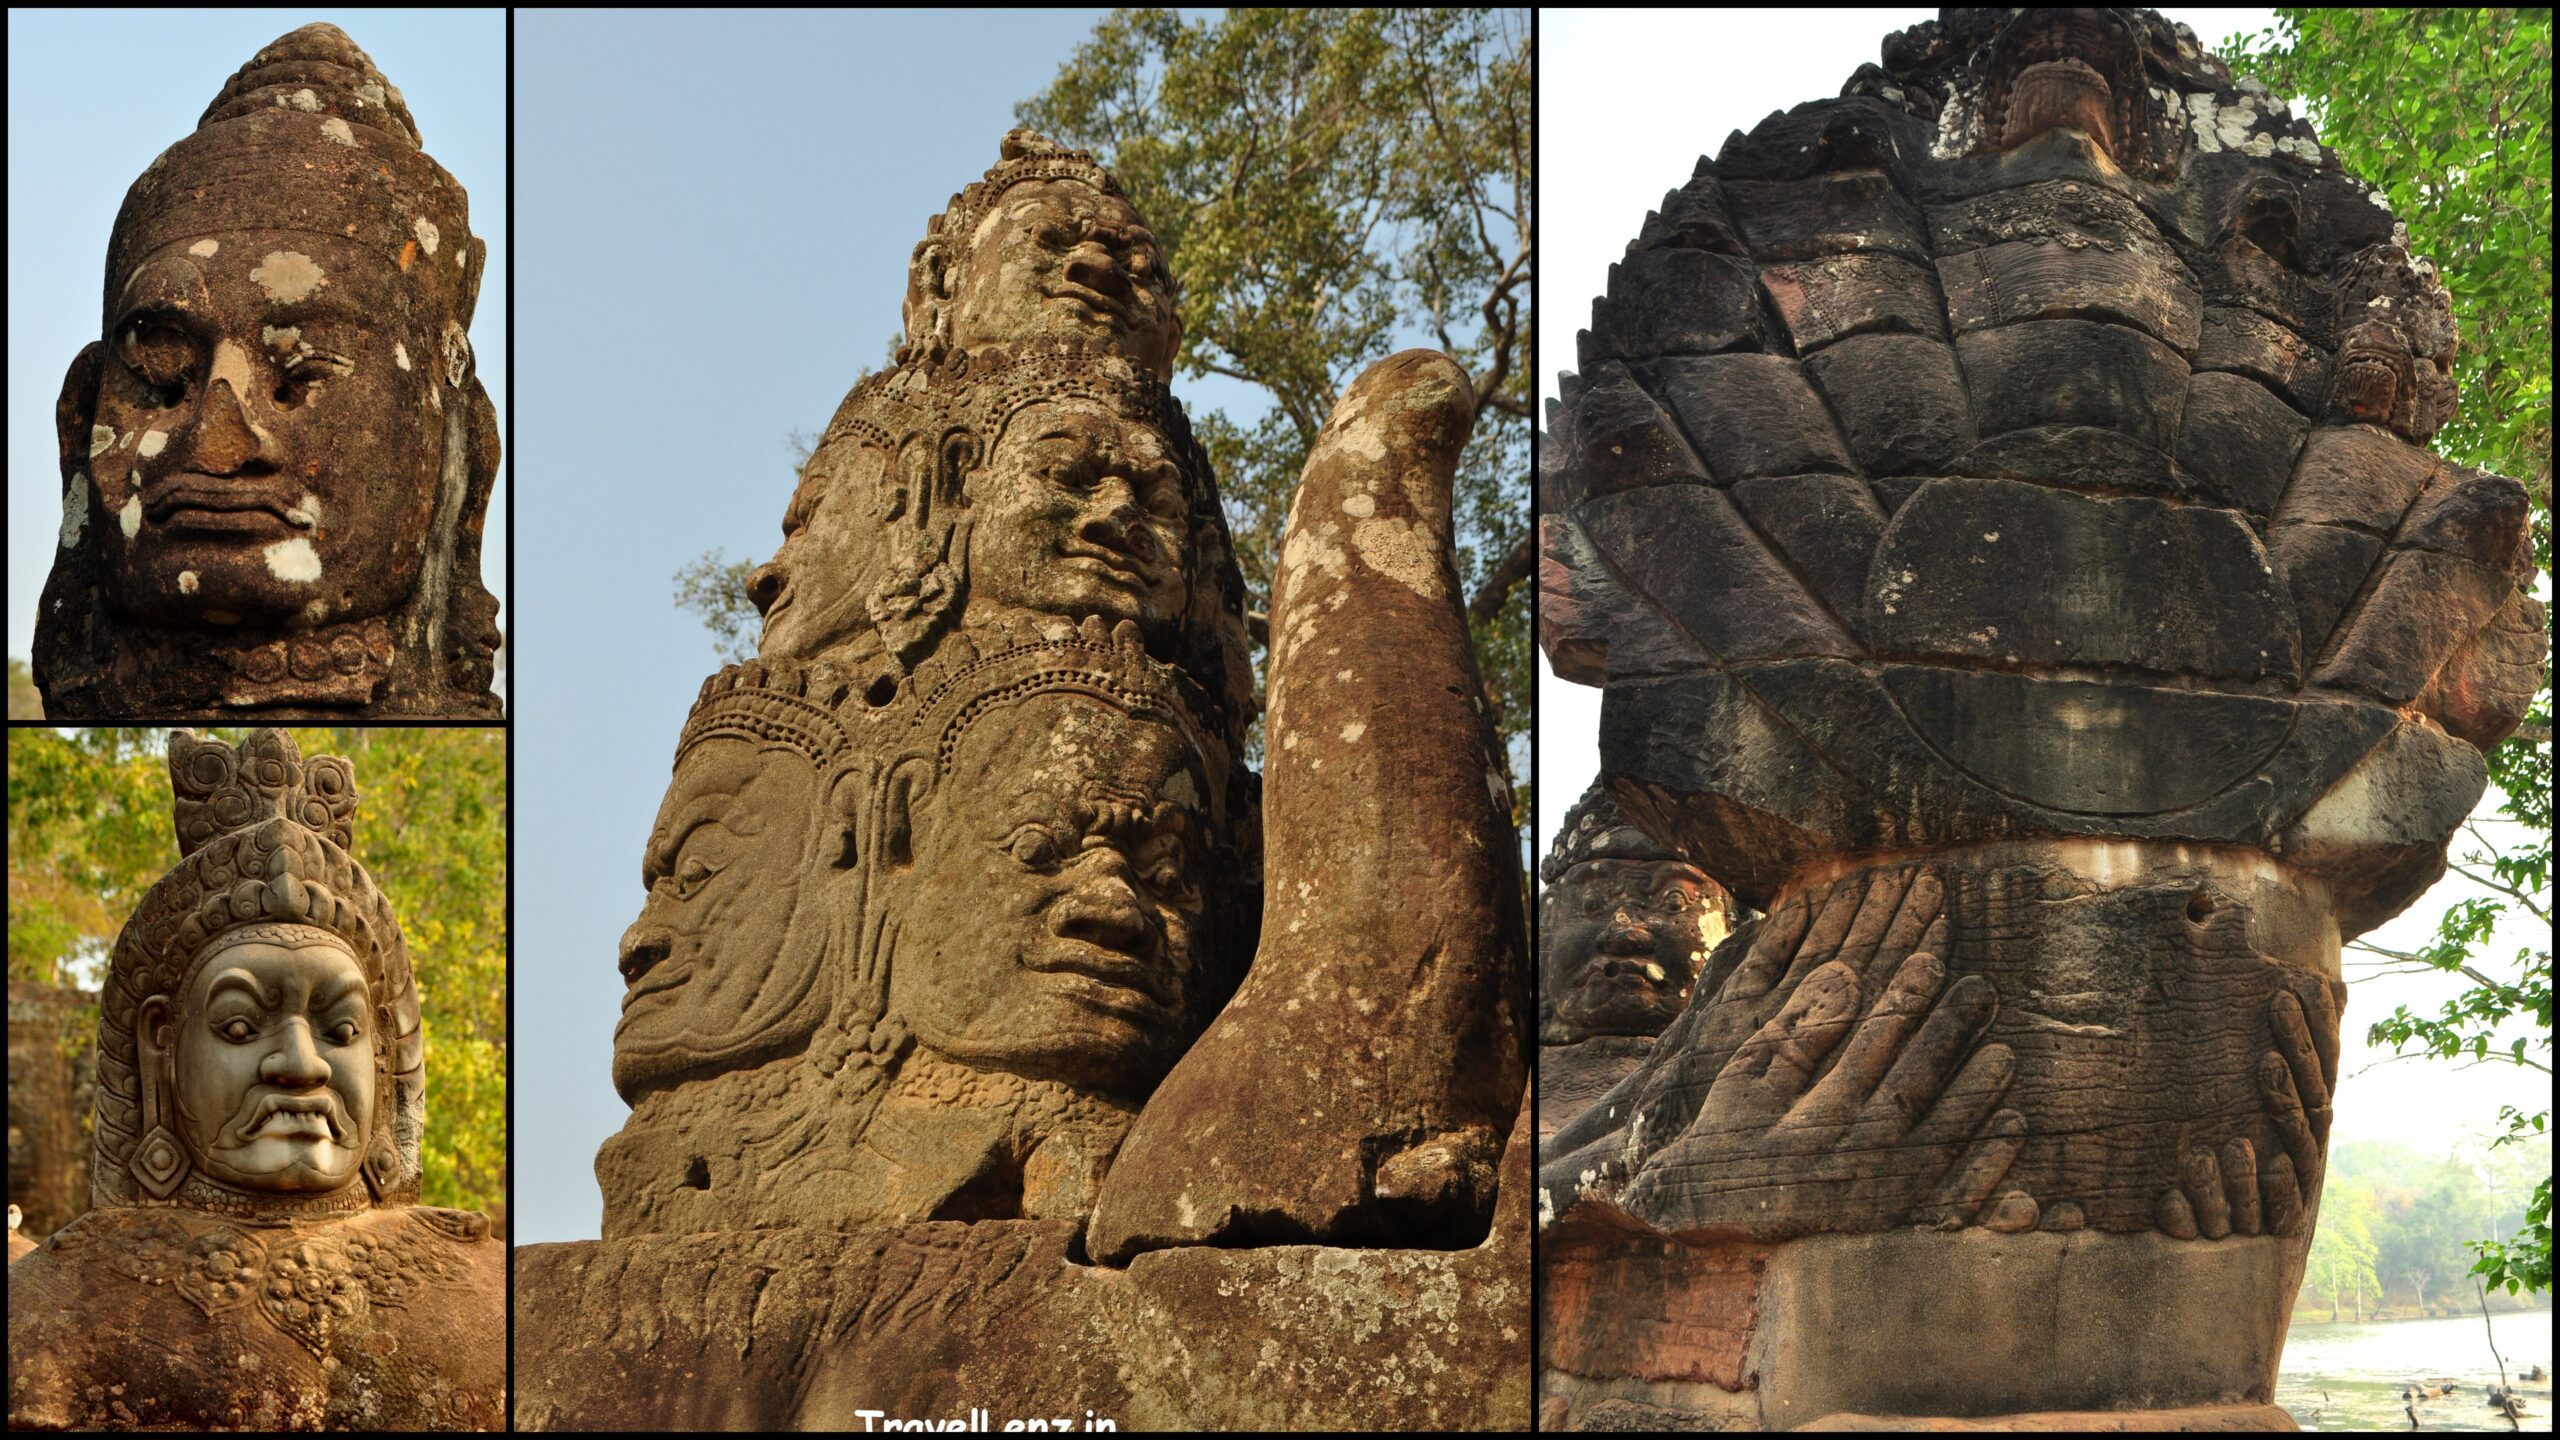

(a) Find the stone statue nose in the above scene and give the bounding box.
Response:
[1051,864,1155,956]
[744,561,786,616]
[260,1019,331,1086]
[619,923,672,984]
[189,375,278,477]
[1080,484,1153,555]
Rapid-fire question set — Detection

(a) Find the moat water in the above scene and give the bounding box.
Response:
[2279,1308,2552,1431]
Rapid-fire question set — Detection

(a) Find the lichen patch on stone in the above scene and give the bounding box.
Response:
[188,239,219,259]
[120,494,143,539]
[320,117,355,147]
[250,251,327,303]
[263,537,323,583]
[138,430,169,458]
[59,473,89,548]
[413,216,440,256]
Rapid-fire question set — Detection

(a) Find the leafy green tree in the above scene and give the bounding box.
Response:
[2306,1180,2386,1322]
[2223,6,2554,1301]
[676,9,1536,822]
[5,728,506,1219]
[7,656,40,720]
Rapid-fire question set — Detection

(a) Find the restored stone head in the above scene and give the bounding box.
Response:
[96,729,421,1215]
[902,129,1179,379]
[612,662,866,1105]
[1538,783,1730,1045]
[880,620,1238,1096]
[36,24,501,719]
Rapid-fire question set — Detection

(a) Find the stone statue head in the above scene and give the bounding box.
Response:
[36,24,501,718]
[611,661,870,1104]
[901,129,1179,380]
[874,620,1242,1096]
[95,729,422,1215]
[1538,784,1729,1045]
[748,347,1259,779]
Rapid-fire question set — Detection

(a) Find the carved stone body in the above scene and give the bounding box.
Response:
[35,25,502,720]
[1540,7,2544,1429]
[5,731,503,1430]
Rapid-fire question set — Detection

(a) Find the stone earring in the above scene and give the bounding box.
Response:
[362,1123,400,1200]
[133,1049,188,1199]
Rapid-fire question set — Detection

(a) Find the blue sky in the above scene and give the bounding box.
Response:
[508,9,1288,1245]
[6,8,507,689]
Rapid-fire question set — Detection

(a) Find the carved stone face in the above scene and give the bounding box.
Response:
[166,937,374,1193]
[892,694,1209,1092]
[612,738,837,1101]
[753,442,895,660]
[77,233,450,631]
[949,179,1176,376]
[1542,859,1718,1041]
[965,399,1189,633]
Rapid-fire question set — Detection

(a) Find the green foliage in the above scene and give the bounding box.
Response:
[1021,8,1534,818]
[2224,5,2555,1300]
[672,549,762,666]
[2308,1138,2552,1315]
[2307,1180,2384,1319]
[4,729,507,1218]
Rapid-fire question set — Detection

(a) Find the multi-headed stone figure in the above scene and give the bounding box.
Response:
[523,131,1529,1429]
[1540,8,2545,1429]
[8,731,503,1430]
[37,24,502,720]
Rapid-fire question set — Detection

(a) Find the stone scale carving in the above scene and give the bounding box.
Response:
[1538,8,2546,1430]
[36,24,502,720]
[514,131,1529,1430]
[8,730,503,1430]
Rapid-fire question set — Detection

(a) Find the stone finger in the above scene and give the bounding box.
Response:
[2185,1146,2231,1239]
[2270,989,2331,1114]
[2221,1137,2262,1236]
[1794,951,1943,1131]
[1722,960,1859,1111]
[1981,1189,2040,1233]
[1778,873,1873,998]
[1871,976,2003,1141]
[1834,866,1919,977]
[2310,977,2345,1095]
[2258,1050,2323,1195]
[1874,873,1946,979]
[1917,1107,2024,1229]
[2262,1151,2306,1236]
[2158,1186,2200,1240]
[1727,889,1813,1000]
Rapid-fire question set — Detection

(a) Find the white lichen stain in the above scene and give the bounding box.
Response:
[1341,492,1376,518]
[1351,517,1444,598]
[250,251,327,303]
[263,538,323,583]
[138,430,169,458]
[59,473,89,548]
[90,425,115,457]
[285,492,323,529]
[413,215,440,256]
[188,239,219,259]
[302,599,331,626]
[263,325,302,353]
[179,571,199,594]
[394,342,411,371]
[1983,531,1999,543]
[287,88,320,113]
[1339,720,1366,743]
[120,495,142,539]
[320,117,355,147]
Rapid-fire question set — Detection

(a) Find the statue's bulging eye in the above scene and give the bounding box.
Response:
[219,1018,257,1043]
[673,854,719,898]
[326,1021,360,1046]
[118,321,196,406]
[1007,826,1061,869]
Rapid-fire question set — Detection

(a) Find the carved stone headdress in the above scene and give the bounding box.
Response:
[93,729,423,1212]
[1540,781,1693,889]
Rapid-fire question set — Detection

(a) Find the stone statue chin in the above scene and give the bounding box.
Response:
[5,729,502,1431]
[35,22,501,720]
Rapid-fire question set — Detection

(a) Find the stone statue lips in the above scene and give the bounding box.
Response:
[222,1090,350,1148]
[1021,936,1178,1017]
[1056,542,1159,591]
[1046,265,1135,323]
[145,477,308,537]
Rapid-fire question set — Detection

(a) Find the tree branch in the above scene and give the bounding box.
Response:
[1468,532,1533,625]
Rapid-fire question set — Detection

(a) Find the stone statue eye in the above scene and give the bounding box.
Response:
[117,320,196,405]
[325,1020,360,1046]
[1578,888,1603,916]
[1006,826,1061,869]
[673,854,719,898]
[218,1017,258,1043]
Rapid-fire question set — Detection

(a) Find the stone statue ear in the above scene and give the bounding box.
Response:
[879,759,930,871]
[902,238,953,351]
[132,994,190,1200]
[55,341,105,479]
[825,768,864,868]
[361,1121,400,1202]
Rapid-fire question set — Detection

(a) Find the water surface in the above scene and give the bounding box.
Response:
[2280,1308,2552,1432]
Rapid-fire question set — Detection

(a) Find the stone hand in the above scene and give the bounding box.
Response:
[1608,895,2024,1242]
[2156,978,2339,1239]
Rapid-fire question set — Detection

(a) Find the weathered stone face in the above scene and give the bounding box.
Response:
[612,737,838,1104]
[167,934,374,1193]
[963,398,1193,638]
[891,693,1211,1094]
[88,236,449,634]
[946,178,1177,378]
[35,23,501,719]
[1539,5,2545,1427]
[1541,858,1720,1042]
